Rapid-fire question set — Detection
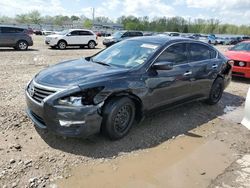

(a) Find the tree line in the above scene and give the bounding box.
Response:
[0,10,249,35]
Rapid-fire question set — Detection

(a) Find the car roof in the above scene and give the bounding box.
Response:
[128,36,194,45]
[68,29,93,32]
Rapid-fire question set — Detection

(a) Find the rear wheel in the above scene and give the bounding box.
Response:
[88,41,96,49]
[16,40,28,50]
[101,97,135,140]
[58,41,67,50]
[206,77,224,105]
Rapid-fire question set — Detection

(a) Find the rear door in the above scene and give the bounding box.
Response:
[0,27,14,46]
[145,42,193,109]
[79,30,94,44]
[0,27,3,46]
[187,43,221,97]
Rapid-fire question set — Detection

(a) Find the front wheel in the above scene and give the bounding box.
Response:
[206,77,224,105]
[58,41,67,50]
[101,97,135,140]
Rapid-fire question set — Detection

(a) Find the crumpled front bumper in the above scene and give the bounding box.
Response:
[25,88,103,138]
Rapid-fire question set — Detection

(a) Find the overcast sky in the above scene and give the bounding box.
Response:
[0,0,250,25]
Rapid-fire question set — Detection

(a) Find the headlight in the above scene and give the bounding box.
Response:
[239,61,245,67]
[58,96,82,106]
[58,87,104,106]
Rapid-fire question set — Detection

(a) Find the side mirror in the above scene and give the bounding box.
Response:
[153,61,174,70]
[66,33,71,36]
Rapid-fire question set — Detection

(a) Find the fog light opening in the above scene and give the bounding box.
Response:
[59,120,86,127]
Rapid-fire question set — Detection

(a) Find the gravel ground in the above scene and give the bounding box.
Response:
[0,36,250,187]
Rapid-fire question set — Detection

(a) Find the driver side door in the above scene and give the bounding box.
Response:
[66,30,80,45]
[145,43,193,110]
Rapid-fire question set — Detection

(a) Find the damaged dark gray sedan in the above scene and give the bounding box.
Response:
[25,36,232,140]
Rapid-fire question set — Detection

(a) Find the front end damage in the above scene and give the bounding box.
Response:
[25,81,105,138]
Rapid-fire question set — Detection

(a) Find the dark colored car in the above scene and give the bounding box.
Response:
[0,25,33,50]
[25,36,232,140]
[103,30,143,47]
[34,29,43,35]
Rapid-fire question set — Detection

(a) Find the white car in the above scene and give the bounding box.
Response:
[45,29,97,49]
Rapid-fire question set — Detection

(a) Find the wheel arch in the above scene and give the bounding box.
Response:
[88,40,97,45]
[57,39,67,45]
[101,91,143,122]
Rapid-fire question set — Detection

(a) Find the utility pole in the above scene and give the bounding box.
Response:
[92,7,95,24]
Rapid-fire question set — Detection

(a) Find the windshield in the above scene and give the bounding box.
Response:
[59,29,70,35]
[112,31,125,38]
[230,42,250,51]
[91,40,160,68]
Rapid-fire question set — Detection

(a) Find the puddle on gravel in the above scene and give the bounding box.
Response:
[56,134,235,188]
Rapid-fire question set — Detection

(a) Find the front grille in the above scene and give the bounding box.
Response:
[27,82,57,103]
[234,60,247,67]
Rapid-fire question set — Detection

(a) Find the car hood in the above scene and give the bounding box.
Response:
[224,50,250,62]
[34,58,128,88]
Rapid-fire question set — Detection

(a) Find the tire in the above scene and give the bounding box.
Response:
[101,97,135,140]
[58,41,67,50]
[88,40,96,49]
[206,77,224,105]
[16,40,28,50]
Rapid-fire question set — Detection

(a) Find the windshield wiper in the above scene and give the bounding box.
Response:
[91,59,110,66]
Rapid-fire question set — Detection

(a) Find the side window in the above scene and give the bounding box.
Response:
[210,48,217,59]
[189,43,211,61]
[122,32,129,37]
[1,27,11,33]
[79,31,93,36]
[1,27,24,33]
[70,31,79,36]
[156,43,188,65]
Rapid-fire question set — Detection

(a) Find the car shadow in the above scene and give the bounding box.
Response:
[37,91,245,159]
[0,48,38,52]
[232,77,250,84]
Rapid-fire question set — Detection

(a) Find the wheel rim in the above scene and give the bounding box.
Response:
[59,42,66,49]
[19,42,27,50]
[212,83,222,101]
[89,42,95,48]
[114,105,132,133]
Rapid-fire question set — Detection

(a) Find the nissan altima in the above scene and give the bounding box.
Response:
[26,36,232,140]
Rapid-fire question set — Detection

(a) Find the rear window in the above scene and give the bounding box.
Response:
[1,27,24,33]
[189,43,211,61]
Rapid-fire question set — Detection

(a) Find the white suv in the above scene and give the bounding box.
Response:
[45,29,97,49]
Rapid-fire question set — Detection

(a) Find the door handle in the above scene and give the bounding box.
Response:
[183,71,192,76]
[212,64,218,69]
